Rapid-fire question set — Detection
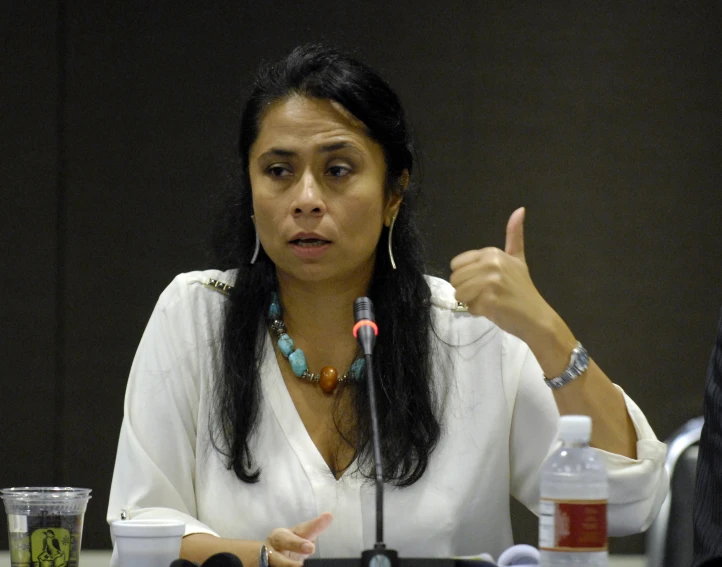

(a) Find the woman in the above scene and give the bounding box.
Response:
[107,45,668,566]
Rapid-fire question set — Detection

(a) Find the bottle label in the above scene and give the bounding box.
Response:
[539,499,607,551]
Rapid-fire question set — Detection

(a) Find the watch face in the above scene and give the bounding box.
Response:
[571,346,589,374]
[577,350,589,372]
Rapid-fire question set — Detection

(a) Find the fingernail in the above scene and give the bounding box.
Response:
[302,543,314,554]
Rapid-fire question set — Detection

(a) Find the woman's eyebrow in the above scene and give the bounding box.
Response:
[259,142,362,160]
[319,142,354,153]
[258,148,296,160]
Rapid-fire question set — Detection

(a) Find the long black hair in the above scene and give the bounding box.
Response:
[211,44,439,486]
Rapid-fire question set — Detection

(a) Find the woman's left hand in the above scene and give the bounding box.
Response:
[451,208,640,458]
[449,207,557,345]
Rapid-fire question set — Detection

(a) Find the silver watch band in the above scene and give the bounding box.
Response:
[543,341,589,389]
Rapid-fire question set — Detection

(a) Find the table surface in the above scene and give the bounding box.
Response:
[0,550,112,566]
[0,551,647,567]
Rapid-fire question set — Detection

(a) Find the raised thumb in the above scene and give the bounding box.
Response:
[505,207,526,262]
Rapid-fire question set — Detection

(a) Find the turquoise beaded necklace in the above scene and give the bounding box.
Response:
[268,293,365,394]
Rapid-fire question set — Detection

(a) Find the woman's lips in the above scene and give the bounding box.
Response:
[289,238,331,258]
[290,238,329,247]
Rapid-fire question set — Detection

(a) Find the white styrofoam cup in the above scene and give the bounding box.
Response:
[111,519,185,567]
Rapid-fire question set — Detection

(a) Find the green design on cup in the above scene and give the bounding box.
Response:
[31,527,71,567]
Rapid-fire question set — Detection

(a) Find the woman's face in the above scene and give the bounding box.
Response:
[249,95,401,287]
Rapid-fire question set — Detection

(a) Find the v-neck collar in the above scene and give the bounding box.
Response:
[261,334,359,485]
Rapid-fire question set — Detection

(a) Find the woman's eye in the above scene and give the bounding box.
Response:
[327,165,350,177]
[267,165,292,177]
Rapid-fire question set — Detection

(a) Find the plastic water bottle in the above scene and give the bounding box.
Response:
[539,415,608,567]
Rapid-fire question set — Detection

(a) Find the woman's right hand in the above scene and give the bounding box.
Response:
[265,512,334,567]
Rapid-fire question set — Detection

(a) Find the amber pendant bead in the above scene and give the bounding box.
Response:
[319,366,339,394]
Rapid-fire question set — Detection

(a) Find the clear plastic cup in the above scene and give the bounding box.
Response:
[1,487,92,567]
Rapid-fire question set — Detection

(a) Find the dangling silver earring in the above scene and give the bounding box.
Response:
[250,215,260,265]
[387,214,397,270]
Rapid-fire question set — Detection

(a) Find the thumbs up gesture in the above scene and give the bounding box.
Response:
[450,207,555,344]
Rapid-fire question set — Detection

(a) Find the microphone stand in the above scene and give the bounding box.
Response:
[366,352,384,549]
[304,298,495,567]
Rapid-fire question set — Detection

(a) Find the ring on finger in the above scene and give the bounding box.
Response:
[260,544,274,567]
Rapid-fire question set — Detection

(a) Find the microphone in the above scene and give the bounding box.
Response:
[201,553,244,567]
[169,553,243,567]
[353,297,378,356]
[353,297,397,567]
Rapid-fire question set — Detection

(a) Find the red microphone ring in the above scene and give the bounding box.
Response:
[353,320,379,338]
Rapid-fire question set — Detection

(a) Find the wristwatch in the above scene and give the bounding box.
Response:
[543,341,589,389]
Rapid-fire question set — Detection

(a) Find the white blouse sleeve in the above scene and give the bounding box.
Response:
[504,332,669,536]
[107,274,220,539]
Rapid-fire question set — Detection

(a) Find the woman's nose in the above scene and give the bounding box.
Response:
[292,170,325,216]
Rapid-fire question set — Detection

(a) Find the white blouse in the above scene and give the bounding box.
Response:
[107,270,668,560]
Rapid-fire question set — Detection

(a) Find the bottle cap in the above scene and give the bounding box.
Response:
[558,415,592,443]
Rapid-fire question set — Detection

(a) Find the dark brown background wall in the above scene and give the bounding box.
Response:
[2,1,721,555]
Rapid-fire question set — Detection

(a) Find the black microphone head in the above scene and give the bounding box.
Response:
[354,296,375,323]
[169,560,199,567]
[201,553,244,567]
